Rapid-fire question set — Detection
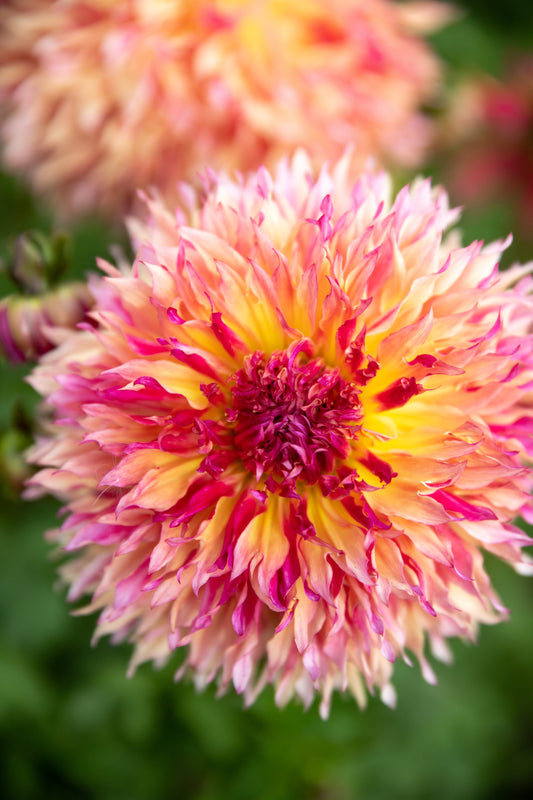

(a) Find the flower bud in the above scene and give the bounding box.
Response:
[7,230,70,294]
[0,282,93,364]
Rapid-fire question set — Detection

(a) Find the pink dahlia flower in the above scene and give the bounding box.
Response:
[26,153,533,716]
[0,0,444,218]
[443,56,533,240]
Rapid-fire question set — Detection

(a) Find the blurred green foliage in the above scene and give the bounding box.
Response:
[1,3,533,799]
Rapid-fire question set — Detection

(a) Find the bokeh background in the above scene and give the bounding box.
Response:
[1,3,533,798]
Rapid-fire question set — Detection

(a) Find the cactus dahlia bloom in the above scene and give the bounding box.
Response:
[0,0,444,219]
[26,153,533,717]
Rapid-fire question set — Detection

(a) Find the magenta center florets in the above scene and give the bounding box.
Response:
[228,343,362,488]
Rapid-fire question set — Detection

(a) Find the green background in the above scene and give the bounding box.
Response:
[1,4,533,798]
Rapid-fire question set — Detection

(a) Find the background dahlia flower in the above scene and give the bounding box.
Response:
[442,55,533,241]
[26,153,533,717]
[0,0,445,219]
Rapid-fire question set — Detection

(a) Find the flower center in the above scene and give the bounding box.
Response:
[229,341,362,489]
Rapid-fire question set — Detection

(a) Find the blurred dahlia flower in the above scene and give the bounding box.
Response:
[443,56,533,238]
[26,153,533,716]
[0,0,445,218]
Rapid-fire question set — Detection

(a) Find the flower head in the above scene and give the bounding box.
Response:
[443,56,533,238]
[27,153,533,716]
[0,0,444,218]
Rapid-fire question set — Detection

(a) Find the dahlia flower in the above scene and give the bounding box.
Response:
[0,0,445,218]
[26,153,533,717]
[443,56,533,239]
